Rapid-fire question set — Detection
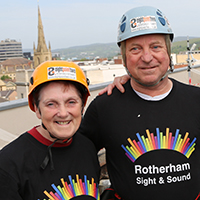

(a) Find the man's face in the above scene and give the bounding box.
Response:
[35,81,82,141]
[125,34,170,87]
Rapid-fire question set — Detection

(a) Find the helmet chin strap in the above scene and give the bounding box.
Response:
[125,67,171,87]
[41,122,71,170]
[123,41,174,87]
[42,122,70,142]
[42,123,57,139]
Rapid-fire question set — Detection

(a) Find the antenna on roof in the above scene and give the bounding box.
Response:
[187,36,192,85]
[187,36,190,51]
[186,36,197,85]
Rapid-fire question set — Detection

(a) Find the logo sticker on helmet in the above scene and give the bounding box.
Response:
[47,67,76,80]
[130,16,157,32]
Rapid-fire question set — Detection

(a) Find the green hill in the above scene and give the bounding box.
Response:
[172,37,200,54]
[53,43,120,60]
[50,36,200,60]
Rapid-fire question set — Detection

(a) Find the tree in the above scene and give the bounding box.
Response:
[1,75,12,81]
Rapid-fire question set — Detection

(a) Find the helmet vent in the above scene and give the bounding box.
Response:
[158,17,166,26]
[86,78,90,86]
[120,15,127,33]
[30,77,34,85]
[121,15,126,23]
[120,23,126,33]
[156,10,163,16]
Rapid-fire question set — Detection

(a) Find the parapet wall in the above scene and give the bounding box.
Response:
[1,65,200,149]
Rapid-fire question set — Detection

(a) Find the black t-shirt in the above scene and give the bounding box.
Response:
[80,78,200,200]
[0,127,100,200]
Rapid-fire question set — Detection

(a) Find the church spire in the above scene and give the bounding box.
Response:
[33,5,52,68]
[37,6,48,52]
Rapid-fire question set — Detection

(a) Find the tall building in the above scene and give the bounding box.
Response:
[0,39,23,62]
[33,6,52,67]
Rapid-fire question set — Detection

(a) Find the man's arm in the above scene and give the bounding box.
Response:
[98,74,130,96]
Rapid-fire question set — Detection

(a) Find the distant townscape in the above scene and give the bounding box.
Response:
[0,6,200,103]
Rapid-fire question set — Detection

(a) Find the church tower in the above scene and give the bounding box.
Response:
[33,6,52,67]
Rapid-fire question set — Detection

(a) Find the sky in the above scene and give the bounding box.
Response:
[1,0,200,50]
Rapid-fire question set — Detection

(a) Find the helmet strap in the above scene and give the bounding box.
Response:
[40,138,59,170]
[123,45,174,87]
[125,67,171,87]
[41,122,72,170]
[42,123,57,139]
[41,122,71,143]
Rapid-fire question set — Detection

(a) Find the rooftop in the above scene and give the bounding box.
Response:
[1,65,200,149]
[0,57,32,66]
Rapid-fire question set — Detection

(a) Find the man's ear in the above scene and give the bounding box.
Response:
[34,104,41,120]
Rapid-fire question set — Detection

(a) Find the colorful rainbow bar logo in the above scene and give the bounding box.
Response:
[121,128,197,163]
[42,175,100,200]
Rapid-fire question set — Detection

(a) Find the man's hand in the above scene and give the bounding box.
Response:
[98,74,130,95]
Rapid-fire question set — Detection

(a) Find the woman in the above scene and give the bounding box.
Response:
[0,61,100,200]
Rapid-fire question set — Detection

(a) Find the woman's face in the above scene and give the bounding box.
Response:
[35,81,83,141]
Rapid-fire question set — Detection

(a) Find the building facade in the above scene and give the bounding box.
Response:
[0,58,34,81]
[0,39,23,62]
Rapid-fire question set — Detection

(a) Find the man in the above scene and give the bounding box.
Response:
[80,6,200,200]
